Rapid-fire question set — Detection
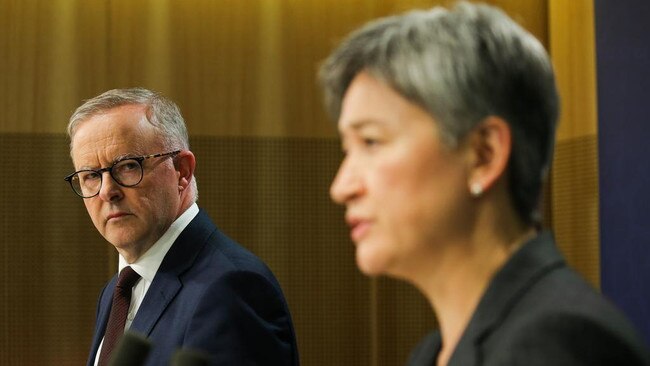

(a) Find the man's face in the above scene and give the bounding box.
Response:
[70,104,183,261]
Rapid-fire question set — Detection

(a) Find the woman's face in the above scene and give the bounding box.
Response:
[331,72,473,279]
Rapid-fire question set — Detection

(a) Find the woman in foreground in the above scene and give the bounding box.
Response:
[319,2,649,365]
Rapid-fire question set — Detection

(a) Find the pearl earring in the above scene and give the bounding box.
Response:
[470,182,483,197]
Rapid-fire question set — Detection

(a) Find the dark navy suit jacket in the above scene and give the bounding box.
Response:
[87,209,299,365]
[408,231,649,366]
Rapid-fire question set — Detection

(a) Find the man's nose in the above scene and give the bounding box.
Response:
[97,171,124,202]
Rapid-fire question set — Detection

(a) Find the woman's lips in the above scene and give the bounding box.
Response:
[347,217,371,242]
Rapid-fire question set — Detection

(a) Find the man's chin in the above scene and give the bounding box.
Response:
[104,234,138,251]
[109,242,144,263]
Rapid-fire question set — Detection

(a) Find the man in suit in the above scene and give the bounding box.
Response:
[65,88,299,365]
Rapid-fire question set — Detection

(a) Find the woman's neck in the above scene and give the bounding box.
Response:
[413,225,536,366]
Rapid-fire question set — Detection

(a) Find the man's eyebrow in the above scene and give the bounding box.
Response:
[113,152,140,163]
[76,152,143,170]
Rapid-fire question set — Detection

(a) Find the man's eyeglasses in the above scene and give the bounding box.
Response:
[64,150,181,198]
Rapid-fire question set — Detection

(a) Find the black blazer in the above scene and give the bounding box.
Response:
[87,209,299,366]
[408,231,649,366]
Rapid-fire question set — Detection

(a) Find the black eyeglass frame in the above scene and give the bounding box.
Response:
[64,150,181,198]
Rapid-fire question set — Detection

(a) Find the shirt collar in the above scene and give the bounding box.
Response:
[118,203,199,282]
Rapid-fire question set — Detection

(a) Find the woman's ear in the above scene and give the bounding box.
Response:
[466,116,512,197]
[175,150,196,191]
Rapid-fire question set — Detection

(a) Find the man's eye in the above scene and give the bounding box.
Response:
[81,172,100,181]
[114,159,140,173]
[121,161,140,171]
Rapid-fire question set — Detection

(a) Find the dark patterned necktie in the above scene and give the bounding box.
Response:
[98,266,141,366]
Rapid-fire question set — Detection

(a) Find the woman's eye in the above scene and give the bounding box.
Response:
[362,137,380,147]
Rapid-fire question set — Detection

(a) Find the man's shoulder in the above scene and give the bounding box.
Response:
[179,210,278,283]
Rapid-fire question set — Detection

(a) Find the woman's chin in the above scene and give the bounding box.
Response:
[355,244,392,276]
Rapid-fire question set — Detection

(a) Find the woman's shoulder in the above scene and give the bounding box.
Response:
[482,275,650,365]
[406,331,441,366]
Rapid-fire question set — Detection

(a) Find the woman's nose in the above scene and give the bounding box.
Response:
[330,156,364,204]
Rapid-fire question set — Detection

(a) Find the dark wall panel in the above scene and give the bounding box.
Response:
[0,133,108,365]
[0,133,433,365]
[595,0,650,345]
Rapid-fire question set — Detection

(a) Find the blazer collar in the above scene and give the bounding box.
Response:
[448,231,565,364]
[129,209,216,336]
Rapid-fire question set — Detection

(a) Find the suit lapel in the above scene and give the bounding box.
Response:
[448,231,565,365]
[87,278,117,366]
[129,270,182,336]
[129,209,216,336]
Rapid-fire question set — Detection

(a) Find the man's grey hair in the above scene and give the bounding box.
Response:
[319,1,559,224]
[67,87,198,202]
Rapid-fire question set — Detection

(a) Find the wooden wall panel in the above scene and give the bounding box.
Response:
[0,134,108,365]
[0,0,109,134]
[1,0,547,138]
[549,0,600,288]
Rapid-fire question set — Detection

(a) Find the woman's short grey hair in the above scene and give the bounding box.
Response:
[319,1,559,225]
[67,87,198,202]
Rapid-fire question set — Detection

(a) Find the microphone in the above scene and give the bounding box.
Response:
[171,348,211,366]
[108,331,152,366]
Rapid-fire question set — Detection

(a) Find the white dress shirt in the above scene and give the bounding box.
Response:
[94,203,199,365]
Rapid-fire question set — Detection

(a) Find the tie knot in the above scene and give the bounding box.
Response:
[117,266,141,289]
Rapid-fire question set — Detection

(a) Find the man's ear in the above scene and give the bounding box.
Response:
[466,116,512,197]
[175,150,196,191]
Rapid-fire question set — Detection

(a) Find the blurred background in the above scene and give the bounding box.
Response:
[1,0,647,365]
